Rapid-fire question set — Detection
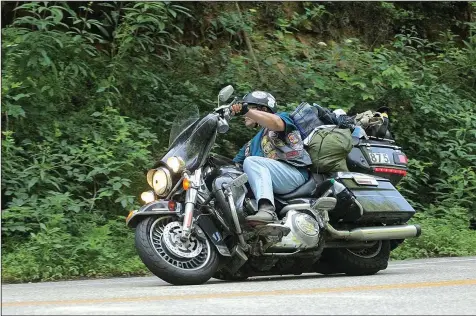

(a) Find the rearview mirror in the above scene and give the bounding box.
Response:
[218,85,234,102]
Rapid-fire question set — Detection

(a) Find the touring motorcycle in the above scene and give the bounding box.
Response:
[126,85,421,285]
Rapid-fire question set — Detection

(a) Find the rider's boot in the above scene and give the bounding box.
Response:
[246,199,277,223]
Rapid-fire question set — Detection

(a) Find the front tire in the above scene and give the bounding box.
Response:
[135,216,220,285]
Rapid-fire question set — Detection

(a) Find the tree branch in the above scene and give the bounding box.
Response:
[235,2,266,86]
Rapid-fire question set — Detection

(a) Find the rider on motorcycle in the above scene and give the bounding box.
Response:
[231,91,312,223]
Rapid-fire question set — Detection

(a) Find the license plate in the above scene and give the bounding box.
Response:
[369,152,391,164]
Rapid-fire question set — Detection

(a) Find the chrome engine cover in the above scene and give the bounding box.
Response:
[267,210,321,252]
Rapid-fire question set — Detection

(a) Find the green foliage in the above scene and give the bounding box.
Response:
[391,205,476,260]
[280,3,330,34]
[1,107,154,282]
[1,106,155,240]
[207,10,255,46]
[2,219,149,282]
[2,1,476,282]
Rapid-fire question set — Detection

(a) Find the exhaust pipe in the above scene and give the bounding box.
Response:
[326,224,421,241]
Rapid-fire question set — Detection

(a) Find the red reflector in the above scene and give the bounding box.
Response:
[168,200,176,211]
[374,167,407,176]
[398,155,408,164]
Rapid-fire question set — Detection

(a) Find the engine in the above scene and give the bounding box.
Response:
[266,210,322,252]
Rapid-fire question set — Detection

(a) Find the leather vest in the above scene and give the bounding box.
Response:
[244,128,312,168]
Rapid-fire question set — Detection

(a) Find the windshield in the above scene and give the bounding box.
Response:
[157,105,219,172]
[169,104,200,147]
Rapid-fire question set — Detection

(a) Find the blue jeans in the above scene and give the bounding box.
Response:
[243,156,308,207]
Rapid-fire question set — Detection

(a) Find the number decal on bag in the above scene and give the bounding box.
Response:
[369,153,390,164]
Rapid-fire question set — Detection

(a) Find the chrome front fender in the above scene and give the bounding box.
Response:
[126,200,181,228]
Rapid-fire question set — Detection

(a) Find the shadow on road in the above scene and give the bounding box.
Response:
[210,273,350,284]
[139,273,352,287]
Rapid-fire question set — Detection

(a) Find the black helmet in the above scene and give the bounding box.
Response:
[241,91,277,113]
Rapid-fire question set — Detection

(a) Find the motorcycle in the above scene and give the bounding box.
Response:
[126,85,421,285]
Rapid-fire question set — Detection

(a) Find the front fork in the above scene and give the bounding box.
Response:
[181,168,202,240]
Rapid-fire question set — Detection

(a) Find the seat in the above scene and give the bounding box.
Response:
[276,175,315,200]
[276,174,332,218]
[276,173,329,200]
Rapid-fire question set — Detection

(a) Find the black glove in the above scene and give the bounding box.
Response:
[236,102,249,116]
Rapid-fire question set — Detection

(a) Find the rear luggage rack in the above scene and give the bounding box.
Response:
[367,136,396,143]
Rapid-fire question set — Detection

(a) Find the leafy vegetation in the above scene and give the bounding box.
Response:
[2,1,475,282]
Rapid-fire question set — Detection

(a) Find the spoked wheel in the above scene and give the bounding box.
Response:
[135,216,219,285]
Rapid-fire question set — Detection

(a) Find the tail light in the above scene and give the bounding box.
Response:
[374,167,407,176]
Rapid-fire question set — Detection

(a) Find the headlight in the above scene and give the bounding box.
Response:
[140,191,156,204]
[166,156,185,173]
[150,167,172,196]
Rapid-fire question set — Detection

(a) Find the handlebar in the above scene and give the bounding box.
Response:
[214,97,239,134]
[214,97,239,121]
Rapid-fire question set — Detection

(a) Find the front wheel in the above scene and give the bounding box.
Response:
[135,216,220,285]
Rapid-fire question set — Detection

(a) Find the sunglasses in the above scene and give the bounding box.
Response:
[244,103,270,112]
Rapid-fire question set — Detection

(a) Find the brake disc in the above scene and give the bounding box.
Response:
[162,221,203,258]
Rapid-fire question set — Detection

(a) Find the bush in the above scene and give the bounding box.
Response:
[391,206,476,260]
[1,107,155,282]
[2,219,149,283]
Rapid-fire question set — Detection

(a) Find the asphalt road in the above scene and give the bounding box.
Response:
[2,256,476,315]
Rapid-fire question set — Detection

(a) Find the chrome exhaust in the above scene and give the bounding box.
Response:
[326,223,421,241]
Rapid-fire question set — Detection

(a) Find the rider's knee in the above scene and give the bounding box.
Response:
[243,156,263,173]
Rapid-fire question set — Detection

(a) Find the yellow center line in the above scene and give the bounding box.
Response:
[3,279,476,307]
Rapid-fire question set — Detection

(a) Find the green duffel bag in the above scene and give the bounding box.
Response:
[306,127,353,173]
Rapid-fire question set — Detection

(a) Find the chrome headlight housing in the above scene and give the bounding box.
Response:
[147,167,172,197]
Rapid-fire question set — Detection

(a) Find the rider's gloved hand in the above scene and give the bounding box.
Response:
[231,102,249,116]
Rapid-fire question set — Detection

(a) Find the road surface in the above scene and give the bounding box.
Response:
[2,256,476,315]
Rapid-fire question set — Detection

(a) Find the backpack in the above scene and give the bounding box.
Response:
[290,102,339,140]
[290,102,353,173]
[290,102,392,173]
[354,110,393,139]
[307,127,353,173]
[290,102,356,139]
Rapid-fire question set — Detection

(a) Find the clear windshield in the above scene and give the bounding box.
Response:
[169,104,200,147]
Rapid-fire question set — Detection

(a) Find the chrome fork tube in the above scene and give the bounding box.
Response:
[181,169,201,240]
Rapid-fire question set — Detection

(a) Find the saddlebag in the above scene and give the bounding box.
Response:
[330,172,415,225]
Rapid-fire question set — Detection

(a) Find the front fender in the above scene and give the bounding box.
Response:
[126,200,180,228]
[196,215,231,257]
[126,200,232,257]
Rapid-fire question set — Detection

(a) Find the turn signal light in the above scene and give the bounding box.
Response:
[374,167,407,176]
[168,200,176,212]
[183,178,191,190]
[398,155,408,164]
[393,153,408,164]
[126,210,135,222]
